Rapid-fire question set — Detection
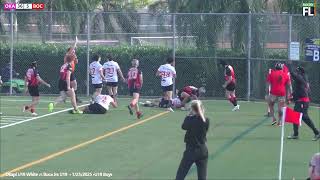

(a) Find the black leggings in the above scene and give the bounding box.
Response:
[176,145,208,180]
[293,101,319,136]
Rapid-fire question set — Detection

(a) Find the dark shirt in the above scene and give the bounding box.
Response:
[287,64,309,101]
[182,115,209,148]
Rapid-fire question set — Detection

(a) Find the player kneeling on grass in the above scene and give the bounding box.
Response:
[177,86,205,110]
[220,61,240,111]
[48,56,82,114]
[89,54,106,102]
[127,59,143,119]
[266,62,292,126]
[72,94,117,114]
[23,61,51,116]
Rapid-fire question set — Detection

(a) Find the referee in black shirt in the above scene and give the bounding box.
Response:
[286,61,320,141]
[175,100,209,180]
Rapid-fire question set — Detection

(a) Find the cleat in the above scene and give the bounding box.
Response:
[271,118,277,126]
[232,105,240,111]
[48,103,54,113]
[287,135,299,140]
[312,134,320,141]
[127,105,133,115]
[137,112,143,119]
[72,109,83,114]
[31,112,38,116]
[167,107,174,112]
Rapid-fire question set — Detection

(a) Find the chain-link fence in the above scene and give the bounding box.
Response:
[0,11,319,103]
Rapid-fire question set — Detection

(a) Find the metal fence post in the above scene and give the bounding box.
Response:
[86,12,90,97]
[288,15,292,60]
[247,12,252,101]
[9,11,14,95]
[172,14,176,98]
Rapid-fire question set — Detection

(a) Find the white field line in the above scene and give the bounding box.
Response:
[0,104,89,129]
[0,107,66,110]
[0,99,89,103]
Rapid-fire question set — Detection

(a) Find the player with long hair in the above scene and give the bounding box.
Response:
[48,56,82,114]
[127,59,143,119]
[23,61,51,116]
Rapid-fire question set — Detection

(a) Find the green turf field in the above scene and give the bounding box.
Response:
[0,96,319,179]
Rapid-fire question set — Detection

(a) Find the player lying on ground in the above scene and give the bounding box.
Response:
[266,62,292,126]
[127,59,143,119]
[286,61,320,141]
[140,97,182,109]
[102,54,126,103]
[89,54,106,101]
[23,61,51,116]
[70,94,117,114]
[220,61,240,111]
[176,86,205,109]
[156,57,176,111]
[64,36,82,103]
[48,56,82,114]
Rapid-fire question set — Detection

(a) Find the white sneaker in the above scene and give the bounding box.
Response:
[232,105,240,111]
[31,112,38,116]
[167,107,174,112]
[22,106,26,112]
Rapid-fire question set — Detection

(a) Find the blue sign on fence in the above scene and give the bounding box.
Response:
[305,38,320,62]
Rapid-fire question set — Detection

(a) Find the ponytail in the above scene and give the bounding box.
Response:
[191,100,206,122]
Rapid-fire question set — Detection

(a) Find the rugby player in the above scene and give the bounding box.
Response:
[76,94,117,114]
[156,57,176,111]
[127,59,143,119]
[64,36,82,103]
[48,56,82,114]
[23,61,51,116]
[89,54,105,101]
[220,61,240,111]
[177,86,205,109]
[266,63,292,125]
[102,54,126,103]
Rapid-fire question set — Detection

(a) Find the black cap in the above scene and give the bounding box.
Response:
[275,62,283,70]
[296,66,305,74]
[31,61,37,67]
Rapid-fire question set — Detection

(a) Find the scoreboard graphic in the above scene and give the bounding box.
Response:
[305,38,320,62]
[3,3,45,10]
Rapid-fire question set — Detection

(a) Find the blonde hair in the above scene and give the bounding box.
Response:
[191,100,206,122]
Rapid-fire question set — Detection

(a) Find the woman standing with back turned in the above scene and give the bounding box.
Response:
[175,100,209,180]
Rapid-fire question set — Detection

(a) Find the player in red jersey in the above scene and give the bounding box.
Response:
[23,61,51,116]
[220,61,240,111]
[177,86,206,108]
[266,63,292,125]
[48,56,82,114]
[127,59,143,119]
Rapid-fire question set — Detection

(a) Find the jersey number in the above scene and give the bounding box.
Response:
[105,68,115,76]
[128,70,138,79]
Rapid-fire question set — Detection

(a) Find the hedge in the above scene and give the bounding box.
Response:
[0,44,319,103]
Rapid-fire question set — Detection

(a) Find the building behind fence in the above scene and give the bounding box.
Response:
[0,11,319,103]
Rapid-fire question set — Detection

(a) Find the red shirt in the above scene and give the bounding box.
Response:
[60,63,72,81]
[26,68,39,87]
[267,69,290,96]
[127,67,142,89]
[282,64,291,81]
[225,65,236,82]
[182,86,198,96]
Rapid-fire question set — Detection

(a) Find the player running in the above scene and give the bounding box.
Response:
[127,59,143,119]
[89,54,105,102]
[156,57,176,111]
[220,61,240,111]
[64,36,82,103]
[75,94,117,114]
[102,54,126,102]
[23,61,51,116]
[266,63,292,125]
[286,62,320,141]
[48,56,83,114]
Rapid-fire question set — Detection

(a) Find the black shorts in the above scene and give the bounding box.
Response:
[28,86,39,97]
[85,103,107,114]
[129,87,140,96]
[177,90,183,101]
[106,82,118,87]
[58,79,68,92]
[70,73,76,81]
[162,84,173,92]
[92,83,103,89]
[226,82,236,91]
